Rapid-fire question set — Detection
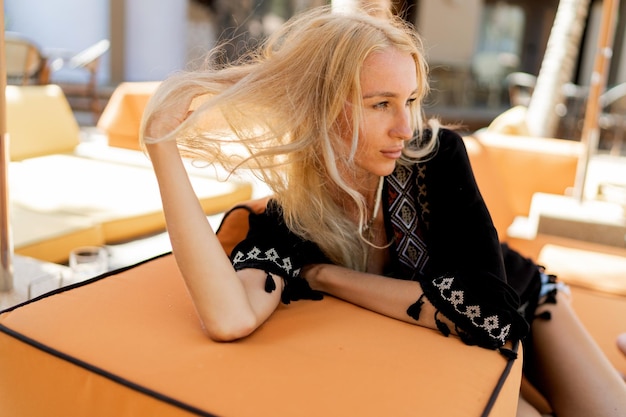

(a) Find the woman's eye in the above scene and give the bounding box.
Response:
[406,97,417,107]
[373,101,389,110]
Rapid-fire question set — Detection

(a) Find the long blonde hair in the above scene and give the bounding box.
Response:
[141,6,437,271]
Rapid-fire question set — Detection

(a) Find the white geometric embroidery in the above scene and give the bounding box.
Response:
[482,315,500,331]
[464,305,481,320]
[232,246,295,277]
[438,277,453,290]
[434,276,510,344]
[265,248,280,262]
[449,290,464,307]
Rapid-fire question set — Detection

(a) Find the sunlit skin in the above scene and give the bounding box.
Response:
[335,47,418,253]
[346,47,418,196]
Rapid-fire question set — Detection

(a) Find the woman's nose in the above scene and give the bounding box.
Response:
[392,109,413,140]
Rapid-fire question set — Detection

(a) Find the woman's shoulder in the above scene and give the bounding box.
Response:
[419,127,467,166]
[436,127,464,148]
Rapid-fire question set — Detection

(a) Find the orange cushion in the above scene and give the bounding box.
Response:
[473,132,580,218]
[97,82,161,150]
[463,135,516,240]
[0,254,522,416]
[216,197,270,256]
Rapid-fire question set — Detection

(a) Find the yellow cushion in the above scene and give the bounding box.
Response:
[6,85,81,161]
[538,244,626,296]
[11,205,104,264]
[10,154,252,262]
[0,253,522,416]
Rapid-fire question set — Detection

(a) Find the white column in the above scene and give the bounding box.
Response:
[125,0,188,81]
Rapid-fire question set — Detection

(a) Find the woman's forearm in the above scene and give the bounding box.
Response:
[304,264,456,333]
[146,141,279,341]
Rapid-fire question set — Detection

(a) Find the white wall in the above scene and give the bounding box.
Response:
[416,0,483,66]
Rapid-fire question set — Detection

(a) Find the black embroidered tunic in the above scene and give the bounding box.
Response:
[228,129,540,350]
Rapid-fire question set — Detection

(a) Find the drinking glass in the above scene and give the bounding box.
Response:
[67,246,108,284]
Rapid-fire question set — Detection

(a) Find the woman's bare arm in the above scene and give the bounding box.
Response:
[303,264,455,332]
[144,129,281,342]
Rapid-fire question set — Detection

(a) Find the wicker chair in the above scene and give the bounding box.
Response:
[5,32,49,85]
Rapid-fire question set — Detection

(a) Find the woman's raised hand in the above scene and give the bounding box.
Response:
[144,89,198,142]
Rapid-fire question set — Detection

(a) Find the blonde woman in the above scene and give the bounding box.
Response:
[142,6,626,416]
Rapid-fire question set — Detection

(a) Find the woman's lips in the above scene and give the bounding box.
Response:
[381,148,403,159]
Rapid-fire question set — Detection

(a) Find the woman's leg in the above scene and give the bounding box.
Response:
[618,333,626,356]
[516,395,543,417]
[618,333,626,381]
[526,292,626,417]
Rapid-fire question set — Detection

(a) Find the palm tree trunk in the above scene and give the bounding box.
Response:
[526,0,590,138]
[573,0,620,201]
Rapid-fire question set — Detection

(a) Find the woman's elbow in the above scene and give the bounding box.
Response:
[203,314,259,342]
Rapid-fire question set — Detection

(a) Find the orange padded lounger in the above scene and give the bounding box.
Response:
[0,253,522,416]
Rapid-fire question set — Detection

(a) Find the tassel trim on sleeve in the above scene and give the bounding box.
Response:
[533,270,570,321]
[264,272,277,293]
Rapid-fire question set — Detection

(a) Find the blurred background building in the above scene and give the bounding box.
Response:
[5,0,626,144]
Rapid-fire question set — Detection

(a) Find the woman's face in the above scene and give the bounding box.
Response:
[346,47,418,181]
